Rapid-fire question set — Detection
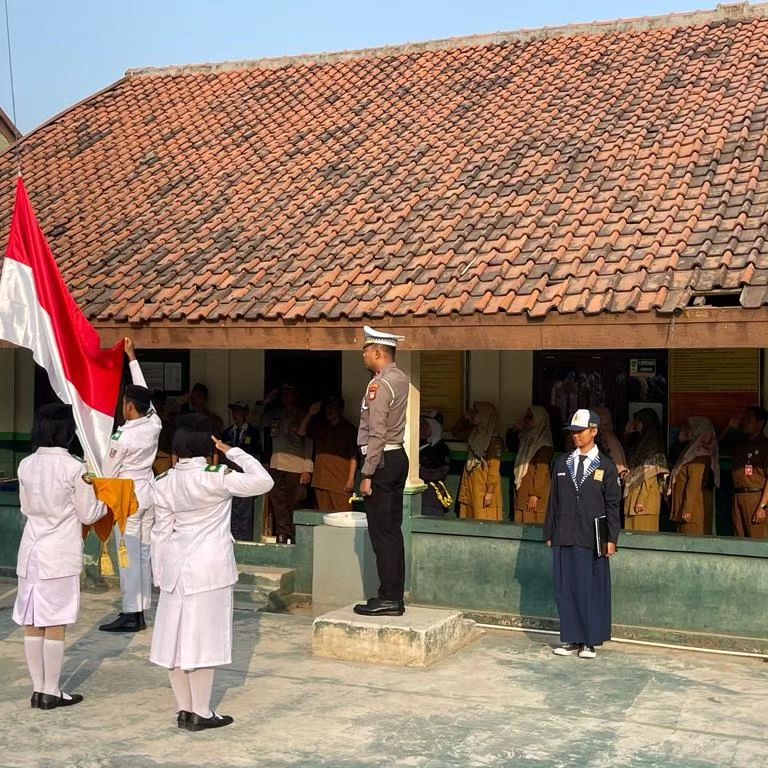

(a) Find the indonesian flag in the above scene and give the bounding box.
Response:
[0,178,124,472]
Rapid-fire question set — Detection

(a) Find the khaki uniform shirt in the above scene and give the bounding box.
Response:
[357,362,409,477]
[731,434,768,491]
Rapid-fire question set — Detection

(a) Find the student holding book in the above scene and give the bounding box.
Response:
[543,409,621,659]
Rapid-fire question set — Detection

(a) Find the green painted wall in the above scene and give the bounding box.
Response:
[409,517,768,651]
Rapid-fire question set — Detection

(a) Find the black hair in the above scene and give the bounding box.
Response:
[746,406,768,428]
[32,403,76,450]
[191,383,209,398]
[124,396,150,417]
[173,413,213,459]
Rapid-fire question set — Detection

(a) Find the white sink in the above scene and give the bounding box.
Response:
[323,511,368,528]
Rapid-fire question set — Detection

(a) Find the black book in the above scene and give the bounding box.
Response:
[594,515,609,558]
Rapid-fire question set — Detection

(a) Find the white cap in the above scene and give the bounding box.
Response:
[566,409,600,431]
[363,325,405,348]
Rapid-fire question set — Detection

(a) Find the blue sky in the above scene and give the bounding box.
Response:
[2,0,716,133]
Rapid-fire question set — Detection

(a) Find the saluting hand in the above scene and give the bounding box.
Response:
[212,436,232,454]
[308,401,322,417]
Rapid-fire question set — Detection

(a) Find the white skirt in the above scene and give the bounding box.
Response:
[149,579,233,671]
[13,552,80,627]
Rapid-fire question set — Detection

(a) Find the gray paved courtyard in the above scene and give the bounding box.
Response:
[1,583,766,767]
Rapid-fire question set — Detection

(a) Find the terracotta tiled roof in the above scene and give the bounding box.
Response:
[3,4,768,323]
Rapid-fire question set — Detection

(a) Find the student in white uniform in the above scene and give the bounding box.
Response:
[13,404,107,710]
[100,338,162,633]
[150,413,273,731]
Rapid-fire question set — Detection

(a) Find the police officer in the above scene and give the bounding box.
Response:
[99,338,162,632]
[354,326,410,617]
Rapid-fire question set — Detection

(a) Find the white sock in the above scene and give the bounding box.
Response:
[168,668,192,712]
[24,636,44,692]
[42,639,65,696]
[188,668,215,718]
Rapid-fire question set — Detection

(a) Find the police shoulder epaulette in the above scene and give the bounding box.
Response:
[155,470,170,481]
[204,465,224,472]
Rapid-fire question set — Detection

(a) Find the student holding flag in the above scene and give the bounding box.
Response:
[99,338,162,633]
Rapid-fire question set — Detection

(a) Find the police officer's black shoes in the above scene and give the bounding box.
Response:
[98,612,145,632]
[30,692,42,708]
[177,710,191,729]
[185,712,234,731]
[39,691,84,709]
[353,598,405,616]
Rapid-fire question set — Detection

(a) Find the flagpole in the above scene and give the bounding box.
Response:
[3,0,21,176]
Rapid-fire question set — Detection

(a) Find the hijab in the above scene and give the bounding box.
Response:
[670,416,720,491]
[513,406,553,489]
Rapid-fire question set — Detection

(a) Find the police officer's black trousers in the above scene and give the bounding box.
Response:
[364,448,408,601]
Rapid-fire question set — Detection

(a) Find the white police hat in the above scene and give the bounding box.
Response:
[566,409,601,431]
[363,325,405,348]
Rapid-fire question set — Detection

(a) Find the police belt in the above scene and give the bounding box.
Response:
[359,444,403,456]
[733,487,762,494]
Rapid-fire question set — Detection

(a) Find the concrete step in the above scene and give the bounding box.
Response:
[234,566,295,613]
[312,604,483,667]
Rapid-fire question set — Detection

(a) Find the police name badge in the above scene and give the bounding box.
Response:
[594,469,604,482]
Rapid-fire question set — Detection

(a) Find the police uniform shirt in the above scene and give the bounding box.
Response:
[357,362,409,477]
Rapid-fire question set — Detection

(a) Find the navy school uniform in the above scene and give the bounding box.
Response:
[543,447,621,647]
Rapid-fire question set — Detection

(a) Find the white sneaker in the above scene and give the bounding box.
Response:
[578,645,597,659]
[553,643,582,656]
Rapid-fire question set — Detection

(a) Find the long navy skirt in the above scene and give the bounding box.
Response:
[552,545,612,646]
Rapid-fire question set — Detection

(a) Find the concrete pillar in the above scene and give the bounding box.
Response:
[341,350,370,428]
[397,350,422,488]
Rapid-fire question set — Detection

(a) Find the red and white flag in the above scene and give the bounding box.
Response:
[0,178,124,472]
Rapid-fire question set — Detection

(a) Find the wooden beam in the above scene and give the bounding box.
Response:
[84,308,768,350]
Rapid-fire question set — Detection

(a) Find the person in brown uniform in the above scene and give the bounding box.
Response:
[453,402,505,521]
[354,326,410,617]
[512,406,554,525]
[723,406,768,539]
[623,408,668,532]
[669,417,720,537]
[297,395,358,511]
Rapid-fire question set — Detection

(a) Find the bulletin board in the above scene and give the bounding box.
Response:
[669,349,761,431]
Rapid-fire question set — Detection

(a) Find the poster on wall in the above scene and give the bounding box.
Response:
[669,349,761,431]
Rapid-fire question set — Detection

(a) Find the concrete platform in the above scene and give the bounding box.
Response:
[312,604,481,667]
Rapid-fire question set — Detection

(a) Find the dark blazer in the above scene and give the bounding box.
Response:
[222,423,262,460]
[544,450,621,547]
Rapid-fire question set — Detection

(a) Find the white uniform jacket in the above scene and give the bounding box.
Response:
[102,360,161,508]
[151,448,274,595]
[16,448,106,579]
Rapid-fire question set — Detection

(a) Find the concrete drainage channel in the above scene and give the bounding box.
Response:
[234,565,297,613]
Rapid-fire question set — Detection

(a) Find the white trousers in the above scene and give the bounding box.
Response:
[117,506,154,613]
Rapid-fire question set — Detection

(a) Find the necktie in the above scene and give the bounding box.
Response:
[576,455,587,486]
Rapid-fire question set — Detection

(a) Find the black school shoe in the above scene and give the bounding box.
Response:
[177,710,191,729]
[30,692,42,708]
[185,712,234,731]
[39,691,84,709]
[353,598,405,616]
[98,612,145,632]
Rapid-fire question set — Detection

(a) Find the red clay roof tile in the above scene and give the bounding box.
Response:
[3,8,768,322]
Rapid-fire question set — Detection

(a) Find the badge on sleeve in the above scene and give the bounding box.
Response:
[594,469,604,482]
[368,383,379,401]
[109,448,118,458]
